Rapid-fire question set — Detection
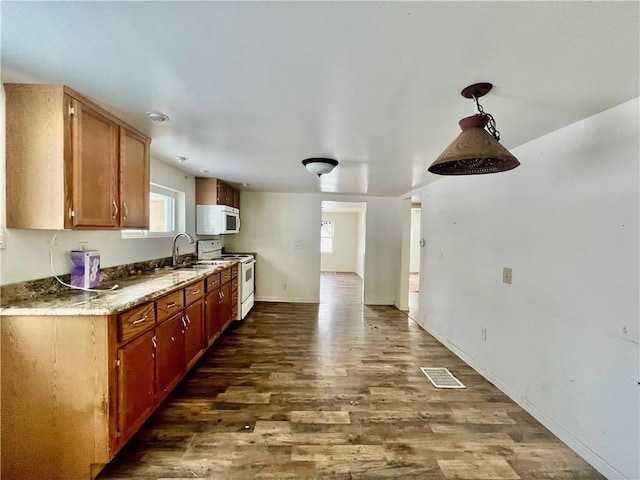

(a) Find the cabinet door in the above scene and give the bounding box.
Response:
[205,289,220,347]
[184,300,204,369]
[117,330,155,444]
[119,127,150,229]
[220,282,232,330]
[70,98,119,228]
[155,313,185,404]
[232,188,240,209]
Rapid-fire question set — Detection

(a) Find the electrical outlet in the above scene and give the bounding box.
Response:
[283,283,288,290]
[78,241,88,251]
[481,328,487,341]
[0,229,5,250]
[503,267,512,284]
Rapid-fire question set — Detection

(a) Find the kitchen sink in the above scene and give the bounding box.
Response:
[173,264,213,271]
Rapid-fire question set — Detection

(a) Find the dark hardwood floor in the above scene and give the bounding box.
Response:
[97,273,603,479]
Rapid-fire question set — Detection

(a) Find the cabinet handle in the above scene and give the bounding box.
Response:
[191,289,200,295]
[186,314,191,325]
[181,317,187,328]
[171,336,175,342]
[123,202,128,220]
[152,335,157,348]
[112,200,118,219]
[132,315,147,325]
[166,301,177,308]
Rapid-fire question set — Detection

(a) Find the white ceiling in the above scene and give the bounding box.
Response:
[2,2,638,197]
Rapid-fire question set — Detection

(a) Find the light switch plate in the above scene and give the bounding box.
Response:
[503,267,512,284]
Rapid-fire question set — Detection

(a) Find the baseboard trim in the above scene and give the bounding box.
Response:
[256,296,319,303]
[418,321,627,480]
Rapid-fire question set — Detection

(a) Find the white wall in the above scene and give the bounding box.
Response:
[355,209,366,278]
[226,192,402,305]
[418,99,639,480]
[409,208,421,273]
[321,212,359,273]
[0,84,197,285]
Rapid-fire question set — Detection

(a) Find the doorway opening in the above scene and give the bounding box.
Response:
[320,201,367,304]
[408,201,421,320]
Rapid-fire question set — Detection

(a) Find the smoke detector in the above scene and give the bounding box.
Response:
[146,110,170,123]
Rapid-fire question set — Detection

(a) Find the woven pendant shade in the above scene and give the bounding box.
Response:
[429,115,520,175]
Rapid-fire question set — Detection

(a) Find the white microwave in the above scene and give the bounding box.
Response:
[196,205,240,235]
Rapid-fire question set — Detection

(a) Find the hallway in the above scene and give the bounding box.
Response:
[97,275,603,479]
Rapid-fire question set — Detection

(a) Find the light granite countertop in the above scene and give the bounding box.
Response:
[0,263,236,316]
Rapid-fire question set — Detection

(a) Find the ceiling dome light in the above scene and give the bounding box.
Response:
[428,83,520,175]
[176,155,188,163]
[302,157,339,177]
[146,110,170,122]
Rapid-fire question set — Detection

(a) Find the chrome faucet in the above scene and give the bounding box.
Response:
[172,232,195,266]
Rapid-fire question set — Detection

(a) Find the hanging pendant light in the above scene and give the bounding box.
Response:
[429,83,520,175]
[302,157,339,176]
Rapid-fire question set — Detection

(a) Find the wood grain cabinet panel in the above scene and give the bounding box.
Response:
[119,127,150,229]
[118,302,156,343]
[221,268,232,284]
[156,290,184,322]
[4,84,150,230]
[184,299,204,370]
[1,271,239,479]
[195,177,240,208]
[207,273,221,291]
[185,280,205,305]
[155,313,185,404]
[220,282,232,331]
[117,330,155,446]
[205,288,221,347]
[71,98,120,228]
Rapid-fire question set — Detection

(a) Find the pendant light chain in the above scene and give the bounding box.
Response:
[473,95,501,141]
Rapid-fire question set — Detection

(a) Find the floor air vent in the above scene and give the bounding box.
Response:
[420,367,465,389]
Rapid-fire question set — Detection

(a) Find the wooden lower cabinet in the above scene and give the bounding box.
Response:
[117,329,155,445]
[220,282,232,328]
[205,288,221,346]
[155,312,186,404]
[184,299,204,369]
[0,267,235,479]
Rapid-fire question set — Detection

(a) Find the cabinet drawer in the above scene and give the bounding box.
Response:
[231,264,239,279]
[231,290,238,305]
[119,302,156,343]
[156,290,184,322]
[207,273,221,291]
[231,278,238,293]
[185,280,204,304]
[221,267,232,284]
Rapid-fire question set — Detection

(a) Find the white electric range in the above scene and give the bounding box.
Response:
[197,240,255,320]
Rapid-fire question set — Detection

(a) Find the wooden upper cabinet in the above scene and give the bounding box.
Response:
[70,98,119,228]
[196,177,240,209]
[119,127,150,229]
[4,84,150,230]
